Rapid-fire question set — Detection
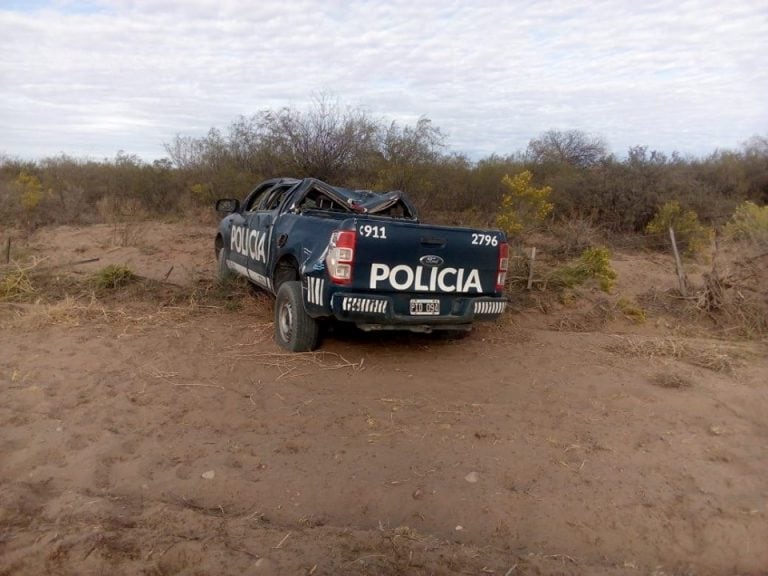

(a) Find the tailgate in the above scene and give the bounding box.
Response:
[349,220,505,296]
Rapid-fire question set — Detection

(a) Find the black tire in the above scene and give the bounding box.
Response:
[217,247,234,282]
[274,281,320,352]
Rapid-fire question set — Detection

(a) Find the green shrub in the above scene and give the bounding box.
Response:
[548,247,617,293]
[646,201,712,255]
[93,264,136,291]
[724,201,768,245]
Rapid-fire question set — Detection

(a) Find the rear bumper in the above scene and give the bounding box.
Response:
[326,292,506,331]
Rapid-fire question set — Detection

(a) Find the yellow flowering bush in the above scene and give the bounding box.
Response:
[646,201,711,255]
[14,170,43,211]
[495,170,553,238]
[725,201,768,245]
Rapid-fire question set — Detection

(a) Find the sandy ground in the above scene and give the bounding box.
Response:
[1,223,767,575]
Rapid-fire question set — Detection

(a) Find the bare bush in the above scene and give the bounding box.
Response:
[96,197,148,246]
[547,217,604,257]
[697,240,768,338]
[527,129,609,168]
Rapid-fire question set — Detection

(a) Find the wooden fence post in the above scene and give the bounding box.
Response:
[526,246,536,290]
[5,237,10,264]
[668,227,687,297]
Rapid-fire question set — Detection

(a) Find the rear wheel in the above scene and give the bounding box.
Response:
[217,247,234,282]
[274,281,319,352]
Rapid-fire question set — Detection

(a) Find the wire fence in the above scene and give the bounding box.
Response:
[510,222,767,299]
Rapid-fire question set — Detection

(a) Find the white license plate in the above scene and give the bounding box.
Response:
[410,299,440,315]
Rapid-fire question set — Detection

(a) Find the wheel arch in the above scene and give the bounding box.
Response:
[214,233,224,258]
[272,254,301,292]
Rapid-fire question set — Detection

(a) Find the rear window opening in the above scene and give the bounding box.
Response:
[298,186,351,213]
[347,189,417,219]
[291,180,418,221]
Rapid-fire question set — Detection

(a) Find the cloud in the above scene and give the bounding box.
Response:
[1,0,766,160]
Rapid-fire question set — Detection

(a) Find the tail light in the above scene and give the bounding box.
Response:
[326,230,356,285]
[496,242,509,291]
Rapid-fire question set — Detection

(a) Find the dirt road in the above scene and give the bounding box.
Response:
[1,224,767,575]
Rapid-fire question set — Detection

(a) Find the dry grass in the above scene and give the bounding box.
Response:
[617,297,647,324]
[651,372,693,389]
[553,300,614,332]
[0,256,53,301]
[218,350,364,379]
[550,294,646,332]
[505,252,532,290]
[0,267,35,301]
[340,524,449,573]
[606,335,741,373]
[0,295,115,329]
[637,288,685,317]
[0,260,270,330]
[0,256,90,303]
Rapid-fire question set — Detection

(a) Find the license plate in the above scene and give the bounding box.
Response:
[410,299,440,315]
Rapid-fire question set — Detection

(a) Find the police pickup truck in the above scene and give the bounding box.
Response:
[214,177,508,351]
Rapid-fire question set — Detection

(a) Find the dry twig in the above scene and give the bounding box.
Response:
[273,531,292,549]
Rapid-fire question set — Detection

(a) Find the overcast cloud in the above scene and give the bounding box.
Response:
[0,0,766,161]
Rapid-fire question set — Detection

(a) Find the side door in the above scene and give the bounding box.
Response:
[243,182,298,291]
[228,181,276,277]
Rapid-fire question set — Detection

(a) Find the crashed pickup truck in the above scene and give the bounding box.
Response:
[214,177,508,351]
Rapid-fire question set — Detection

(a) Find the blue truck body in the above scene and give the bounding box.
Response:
[214,177,508,351]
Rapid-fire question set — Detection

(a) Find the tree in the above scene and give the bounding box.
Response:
[378,117,444,190]
[527,129,608,168]
[164,134,209,171]
[741,135,768,204]
[256,94,380,182]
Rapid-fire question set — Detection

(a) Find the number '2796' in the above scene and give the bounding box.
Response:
[471,233,498,246]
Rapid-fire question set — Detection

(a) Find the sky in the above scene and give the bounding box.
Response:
[0,0,766,162]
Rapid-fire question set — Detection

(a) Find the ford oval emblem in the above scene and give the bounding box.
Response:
[419,255,444,267]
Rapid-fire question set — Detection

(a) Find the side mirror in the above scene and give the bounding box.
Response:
[215,198,240,213]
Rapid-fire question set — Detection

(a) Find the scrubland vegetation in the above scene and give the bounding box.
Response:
[1,97,766,232]
[1,98,766,336]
